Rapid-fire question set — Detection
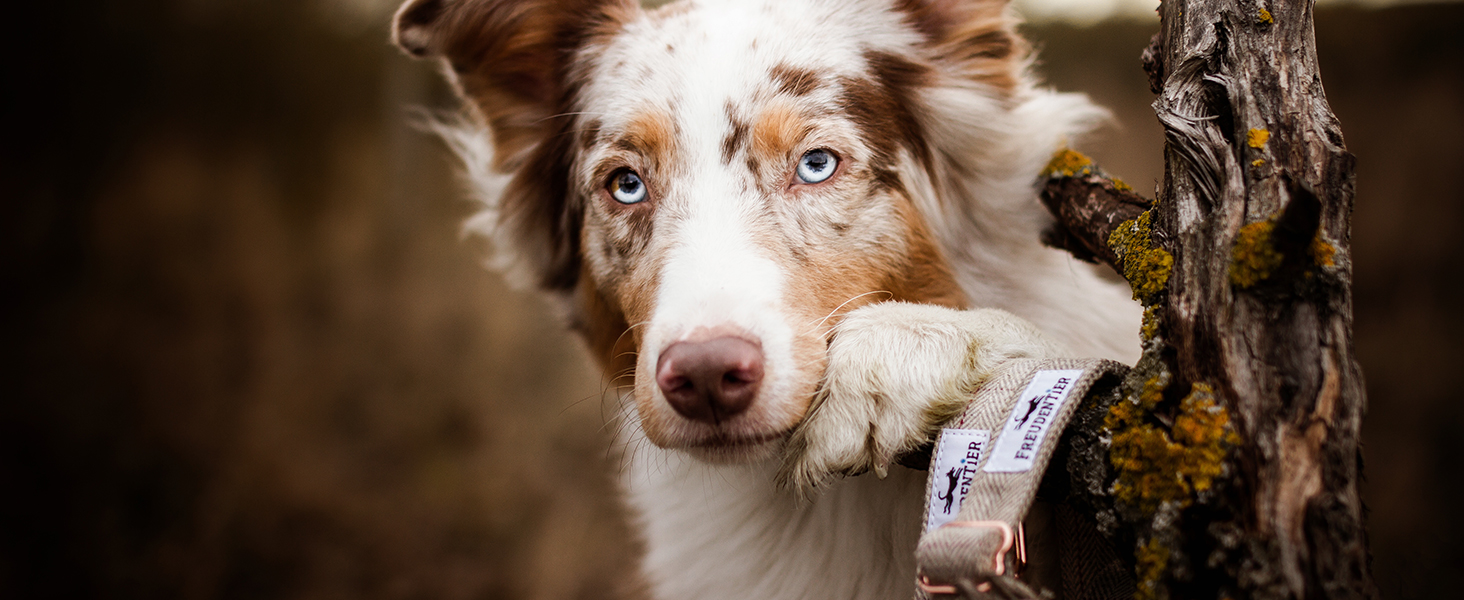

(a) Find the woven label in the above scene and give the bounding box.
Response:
[984,369,1085,473]
[925,428,989,532]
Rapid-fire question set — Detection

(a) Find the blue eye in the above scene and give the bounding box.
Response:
[796,149,837,184]
[609,170,648,204]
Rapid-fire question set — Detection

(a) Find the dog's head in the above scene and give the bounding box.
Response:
[396,0,1081,462]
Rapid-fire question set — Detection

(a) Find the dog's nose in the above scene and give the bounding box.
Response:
[655,337,764,424]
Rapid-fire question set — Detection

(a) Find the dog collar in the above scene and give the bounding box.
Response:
[915,358,1129,599]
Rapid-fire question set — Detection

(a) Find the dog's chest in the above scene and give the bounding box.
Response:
[624,448,926,600]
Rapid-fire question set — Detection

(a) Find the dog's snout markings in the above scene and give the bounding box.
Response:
[655,336,765,424]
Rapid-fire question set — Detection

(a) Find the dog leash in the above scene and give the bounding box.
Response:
[913,358,1128,599]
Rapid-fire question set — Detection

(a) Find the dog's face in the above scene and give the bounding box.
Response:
[396,0,1025,462]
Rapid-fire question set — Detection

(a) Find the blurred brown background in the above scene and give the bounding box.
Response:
[2,2,1460,599]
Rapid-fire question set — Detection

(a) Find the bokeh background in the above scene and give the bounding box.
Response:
[3,1,1461,598]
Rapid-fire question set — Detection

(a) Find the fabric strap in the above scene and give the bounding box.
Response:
[914,358,1128,599]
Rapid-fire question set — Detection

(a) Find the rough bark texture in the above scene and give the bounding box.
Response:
[1041,1,1376,599]
[1038,150,1154,268]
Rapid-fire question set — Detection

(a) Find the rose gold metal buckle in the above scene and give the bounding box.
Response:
[916,521,1016,595]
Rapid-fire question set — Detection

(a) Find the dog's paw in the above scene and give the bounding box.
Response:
[777,302,1061,497]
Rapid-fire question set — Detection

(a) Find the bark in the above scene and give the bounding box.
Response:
[1040,1,1376,598]
[1038,154,1153,268]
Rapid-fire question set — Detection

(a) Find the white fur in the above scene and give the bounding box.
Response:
[626,447,927,600]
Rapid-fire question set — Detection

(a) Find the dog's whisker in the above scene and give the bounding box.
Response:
[558,390,605,416]
[600,404,639,437]
[596,364,639,409]
[534,110,608,125]
[808,290,894,332]
[597,406,626,435]
[610,321,650,357]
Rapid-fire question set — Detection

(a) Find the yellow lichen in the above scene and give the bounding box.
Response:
[1140,305,1162,341]
[1043,148,1138,197]
[1108,210,1173,301]
[1127,250,1175,301]
[1258,8,1273,24]
[1229,219,1283,288]
[1170,384,1236,492]
[1247,128,1270,149]
[1252,158,1265,167]
[1043,148,1095,178]
[1108,382,1240,515]
[1310,235,1336,267]
[1135,537,1169,600]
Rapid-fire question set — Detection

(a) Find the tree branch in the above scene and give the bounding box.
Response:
[1038,149,1153,272]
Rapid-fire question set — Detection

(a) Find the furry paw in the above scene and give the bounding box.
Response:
[777,302,1061,497]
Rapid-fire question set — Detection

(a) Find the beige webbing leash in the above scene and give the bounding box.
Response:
[914,358,1128,599]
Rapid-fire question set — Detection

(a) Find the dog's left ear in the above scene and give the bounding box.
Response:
[893,0,1027,92]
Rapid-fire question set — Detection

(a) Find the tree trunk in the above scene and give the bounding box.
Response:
[1041,1,1376,598]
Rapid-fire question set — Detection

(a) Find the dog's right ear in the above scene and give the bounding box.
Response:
[393,0,455,59]
[392,0,636,169]
[393,0,638,296]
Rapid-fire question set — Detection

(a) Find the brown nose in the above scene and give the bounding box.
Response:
[655,337,764,424]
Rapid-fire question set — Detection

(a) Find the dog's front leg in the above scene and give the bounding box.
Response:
[778,302,1062,496]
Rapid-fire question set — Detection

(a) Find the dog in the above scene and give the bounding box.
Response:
[392,0,1140,597]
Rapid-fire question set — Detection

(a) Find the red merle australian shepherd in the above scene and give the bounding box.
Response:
[393,0,1139,597]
